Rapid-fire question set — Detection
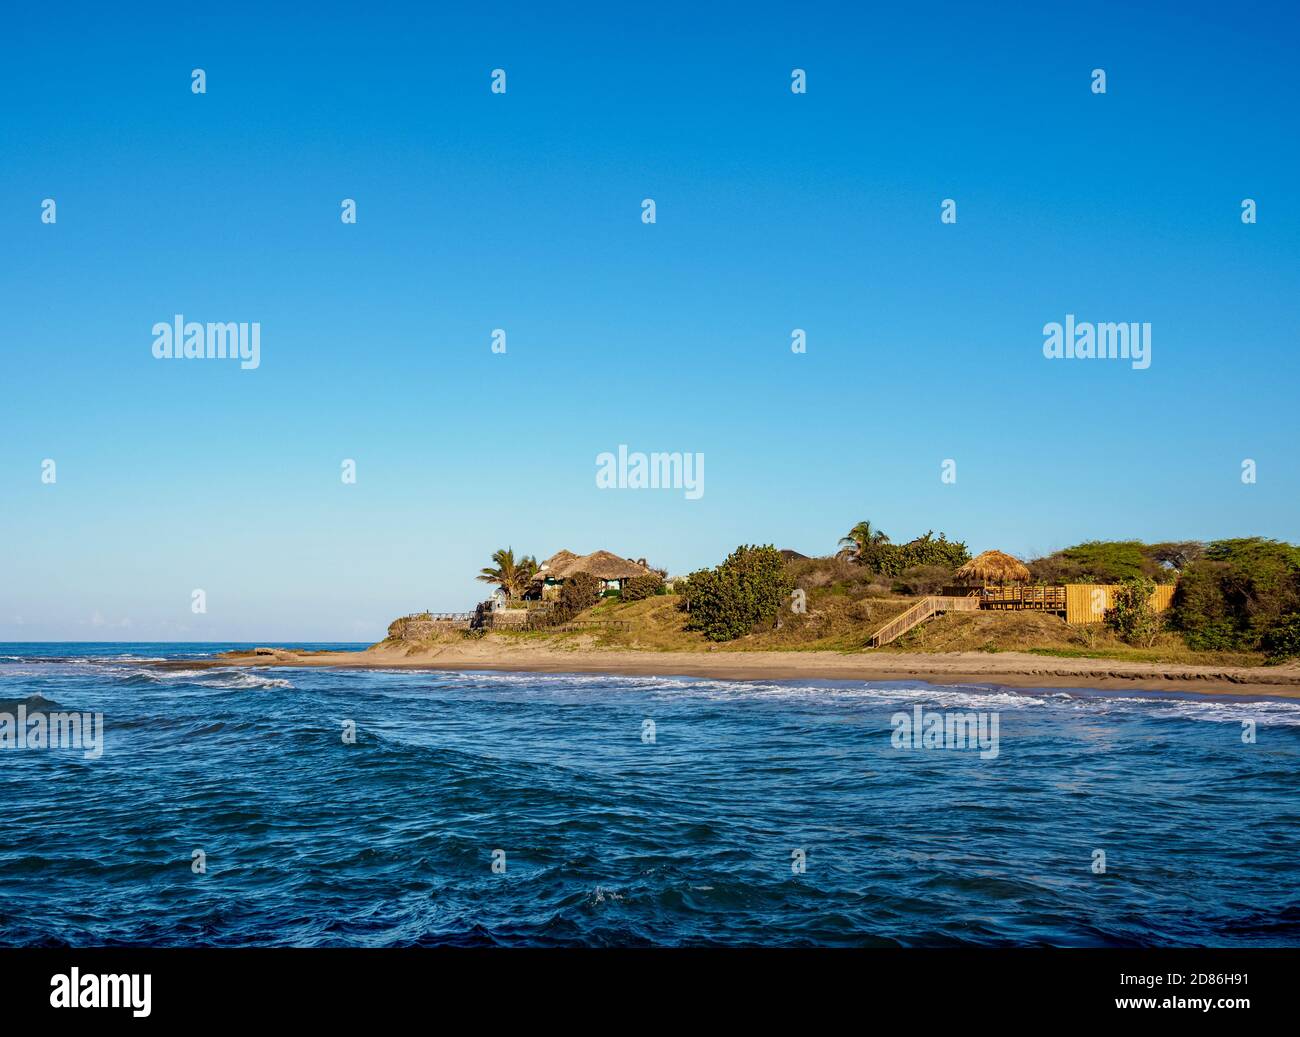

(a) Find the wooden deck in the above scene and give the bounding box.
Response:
[977,585,1066,612]
[866,581,1181,645]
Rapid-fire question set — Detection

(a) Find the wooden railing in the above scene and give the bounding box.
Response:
[979,585,1066,611]
[541,619,633,633]
[869,598,937,648]
[868,595,982,648]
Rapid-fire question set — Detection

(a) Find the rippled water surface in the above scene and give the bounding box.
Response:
[2,642,1298,947]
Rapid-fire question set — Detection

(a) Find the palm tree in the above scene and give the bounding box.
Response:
[837,521,890,564]
[517,554,539,588]
[477,548,536,599]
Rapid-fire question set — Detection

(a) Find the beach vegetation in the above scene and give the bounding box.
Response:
[553,571,603,620]
[884,531,972,575]
[1262,613,1300,661]
[621,572,666,601]
[1172,538,1300,650]
[477,548,539,599]
[1180,539,1300,647]
[449,525,1298,666]
[891,564,955,596]
[1027,541,1188,585]
[837,521,891,566]
[787,555,890,597]
[1103,577,1164,647]
[837,524,971,579]
[682,544,794,641]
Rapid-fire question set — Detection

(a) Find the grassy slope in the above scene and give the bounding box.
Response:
[494,592,1267,667]
[884,610,1264,666]
[382,558,1268,666]
[507,592,915,652]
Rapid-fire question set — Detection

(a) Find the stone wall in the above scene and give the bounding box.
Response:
[387,615,472,642]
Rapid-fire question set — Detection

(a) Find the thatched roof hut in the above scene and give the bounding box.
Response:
[572,550,653,581]
[954,550,1031,584]
[533,549,652,583]
[535,549,579,578]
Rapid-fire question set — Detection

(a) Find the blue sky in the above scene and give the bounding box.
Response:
[2,1,1298,641]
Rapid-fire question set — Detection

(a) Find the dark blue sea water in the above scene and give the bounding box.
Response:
[2,642,1298,947]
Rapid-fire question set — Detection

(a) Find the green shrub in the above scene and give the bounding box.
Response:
[1029,541,1182,585]
[1262,613,1300,661]
[543,571,602,625]
[861,532,970,577]
[621,572,665,601]
[1104,576,1163,647]
[1172,560,1236,649]
[1172,539,1300,650]
[682,544,793,641]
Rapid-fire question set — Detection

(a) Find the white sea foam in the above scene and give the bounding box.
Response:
[96,664,296,691]
[413,669,1300,726]
[1075,693,1300,727]
[2,656,295,691]
[148,668,294,690]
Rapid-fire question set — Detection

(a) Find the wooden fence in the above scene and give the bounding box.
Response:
[542,619,633,634]
[1064,583,1176,625]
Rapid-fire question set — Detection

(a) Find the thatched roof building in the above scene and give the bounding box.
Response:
[954,550,1031,584]
[536,549,579,577]
[532,549,653,594]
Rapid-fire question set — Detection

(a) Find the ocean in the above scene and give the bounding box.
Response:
[2,642,1298,947]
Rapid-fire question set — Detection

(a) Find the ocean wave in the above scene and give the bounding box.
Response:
[144,668,294,691]
[82,665,295,691]
[418,669,1300,726]
[1076,693,1300,727]
[3,651,1299,948]
[1,660,295,694]
[440,670,1056,710]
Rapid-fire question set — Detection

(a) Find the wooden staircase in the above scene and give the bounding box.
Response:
[868,595,981,648]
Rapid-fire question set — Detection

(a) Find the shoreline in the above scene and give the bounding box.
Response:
[154,644,1300,699]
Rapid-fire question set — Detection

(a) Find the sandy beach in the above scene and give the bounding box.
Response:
[158,642,1300,698]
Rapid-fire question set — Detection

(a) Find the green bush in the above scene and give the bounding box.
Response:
[621,572,665,601]
[1262,614,1300,661]
[1171,560,1236,650]
[682,544,793,641]
[1104,576,1163,647]
[544,571,602,624]
[863,532,970,577]
[1029,541,1183,585]
[1172,539,1300,650]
